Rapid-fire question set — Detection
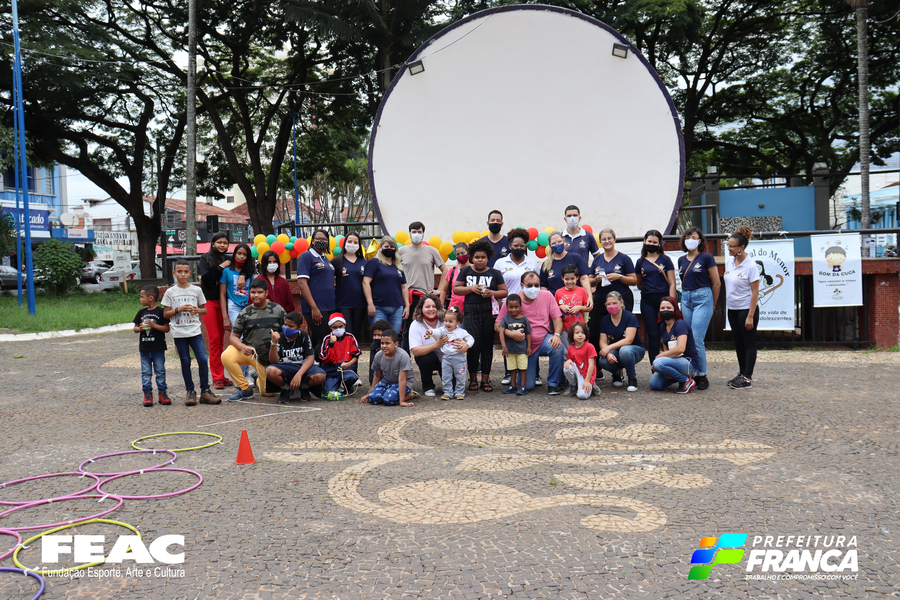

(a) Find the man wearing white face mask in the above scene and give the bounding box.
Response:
[398,220,446,351]
[562,205,601,266]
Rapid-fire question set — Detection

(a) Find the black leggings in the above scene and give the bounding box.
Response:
[303,310,333,352]
[640,292,666,363]
[589,290,634,351]
[339,306,367,343]
[728,307,759,378]
[464,303,495,380]
[414,350,441,393]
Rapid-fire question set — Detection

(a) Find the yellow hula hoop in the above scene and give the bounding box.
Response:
[13,518,140,575]
[131,431,223,452]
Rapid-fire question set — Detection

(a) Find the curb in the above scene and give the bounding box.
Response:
[0,323,133,342]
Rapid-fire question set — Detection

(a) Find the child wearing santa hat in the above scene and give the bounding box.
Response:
[317,313,362,394]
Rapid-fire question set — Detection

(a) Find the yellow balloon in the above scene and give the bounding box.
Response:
[395,230,410,245]
[279,250,291,263]
[440,241,453,259]
[254,234,266,246]
[452,231,465,244]
[277,233,290,244]
[329,236,337,251]
[468,235,479,245]
[257,242,270,254]
[428,235,442,248]
[544,226,556,234]
[480,230,490,238]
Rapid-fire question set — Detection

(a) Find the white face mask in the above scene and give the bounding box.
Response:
[345,243,359,254]
[267,263,279,273]
[410,233,424,245]
[332,328,345,337]
[566,216,579,229]
[523,286,540,300]
[684,238,700,251]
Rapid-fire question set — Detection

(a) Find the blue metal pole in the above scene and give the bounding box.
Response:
[292,112,300,238]
[11,0,35,314]
[11,80,23,306]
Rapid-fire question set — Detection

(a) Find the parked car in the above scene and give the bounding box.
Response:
[0,265,29,289]
[97,261,163,290]
[82,260,111,283]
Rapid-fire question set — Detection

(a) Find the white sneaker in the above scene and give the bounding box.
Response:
[534,376,543,386]
[501,375,511,385]
[562,388,574,397]
[424,389,436,397]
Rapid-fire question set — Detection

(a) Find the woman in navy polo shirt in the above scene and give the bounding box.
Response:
[296,228,336,349]
[635,229,676,364]
[539,231,592,301]
[332,232,367,342]
[363,236,409,334]
[588,228,637,360]
[650,296,700,394]
[597,291,645,392]
[678,227,721,390]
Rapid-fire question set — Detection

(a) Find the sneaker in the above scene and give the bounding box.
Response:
[501,374,511,385]
[222,378,234,387]
[534,376,543,386]
[349,380,363,396]
[200,389,221,405]
[425,389,436,397]
[695,375,709,390]
[729,375,752,389]
[158,391,172,405]
[143,392,154,407]
[185,391,197,406]
[278,387,291,404]
[613,369,624,387]
[516,387,527,396]
[455,394,465,400]
[503,385,517,394]
[300,387,312,401]
[592,383,602,396]
[440,394,451,401]
[626,377,638,392]
[562,387,574,397]
[596,370,604,381]
[547,386,560,396]
[675,378,696,394]
[213,380,226,390]
[227,388,254,402]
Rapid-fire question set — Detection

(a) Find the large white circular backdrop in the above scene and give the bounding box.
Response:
[369,5,684,242]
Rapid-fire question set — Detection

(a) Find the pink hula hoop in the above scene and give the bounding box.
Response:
[0,528,22,561]
[0,494,124,531]
[0,472,101,506]
[78,449,177,477]
[96,468,203,500]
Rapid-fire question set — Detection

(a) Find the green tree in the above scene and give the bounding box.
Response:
[33,238,84,296]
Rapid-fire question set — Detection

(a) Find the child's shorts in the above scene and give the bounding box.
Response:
[506,353,528,371]
[271,363,326,385]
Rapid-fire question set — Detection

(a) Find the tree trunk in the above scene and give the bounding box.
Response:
[855,5,870,230]
[135,216,162,281]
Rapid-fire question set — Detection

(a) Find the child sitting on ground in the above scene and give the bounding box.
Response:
[368,319,392,384]
[317,313,362,395]
[133,285,171,407]
[426,306,474,400]
[563,321,598,400]
[361,329,416,407]
[498,294,532,396]
[266,312,326,403]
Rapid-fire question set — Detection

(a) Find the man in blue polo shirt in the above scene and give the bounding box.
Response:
[296,228,336,349]
[478,209,510,268]
[562,205,600,266]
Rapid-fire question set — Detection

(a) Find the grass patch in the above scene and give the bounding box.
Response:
[0,289,138,333]
[861,345,900,353]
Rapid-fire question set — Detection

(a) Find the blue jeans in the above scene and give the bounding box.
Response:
[525,334,565,391]
[322,363,359,393]
[650,356,696,389]
[367,381,412,406]
[597,345,646,379]
[173,335,210,392]
[369,305,403,334]
[681,287,714,376]
[140,351,167,393]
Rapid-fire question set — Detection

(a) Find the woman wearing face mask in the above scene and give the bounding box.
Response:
[635,229,677,365]
[494,228,539,296]
[296,228,336,350]
[678,227,721,390]
[597,291,645,392]
[439,242,469,312]
[650,296,700,394]
[199,232,233,389]
[408,293,457,397]
[363,236,410,334]
[539,232,592,303]
[723,226,759,390]
[331,232,368,342]
[588,228,637,365]
[256,250,296,313]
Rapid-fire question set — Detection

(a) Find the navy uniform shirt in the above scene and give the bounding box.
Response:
[296,249,336,312]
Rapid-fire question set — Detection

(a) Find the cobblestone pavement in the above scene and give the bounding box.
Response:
[0,332,898,599]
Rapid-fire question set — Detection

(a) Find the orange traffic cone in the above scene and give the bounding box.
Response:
[236,429,256,465]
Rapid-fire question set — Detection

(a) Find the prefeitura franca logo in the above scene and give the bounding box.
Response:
[688,533,748,580]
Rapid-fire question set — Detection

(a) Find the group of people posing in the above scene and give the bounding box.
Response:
[134,210,762,408]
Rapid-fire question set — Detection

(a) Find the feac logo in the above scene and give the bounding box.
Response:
[688,533,748,580]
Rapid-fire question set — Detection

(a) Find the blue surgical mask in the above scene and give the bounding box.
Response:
[282,325,299,337]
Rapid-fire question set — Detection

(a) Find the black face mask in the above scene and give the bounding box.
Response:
[488,223,503,234]
[660,310,675,321]
[643,244,660,255]
[314,240,329,254]
[382,248,396,258]
[510,248,526,258]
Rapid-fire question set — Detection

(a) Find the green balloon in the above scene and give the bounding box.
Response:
[537,232,549,246]
[266,234,276,244]
[289,236,297,243]
[285,242,294,251]
[449,249,456,261]
[250,246,259,258]
[333,246,343,255]
[526,240,538,251]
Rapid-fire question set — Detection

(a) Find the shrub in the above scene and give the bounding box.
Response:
[33,238,84,296]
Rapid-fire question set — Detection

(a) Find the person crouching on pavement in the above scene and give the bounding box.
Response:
[317,313,362,395]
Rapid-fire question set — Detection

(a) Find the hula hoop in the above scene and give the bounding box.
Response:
[0,472,101,506]
[131,431,223,452]
[0,494,124,532]
[0,528,22,561]
[12,518,140,576]
[0,567,45,600]
[96,468,202,500]
[78,449,177,477]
